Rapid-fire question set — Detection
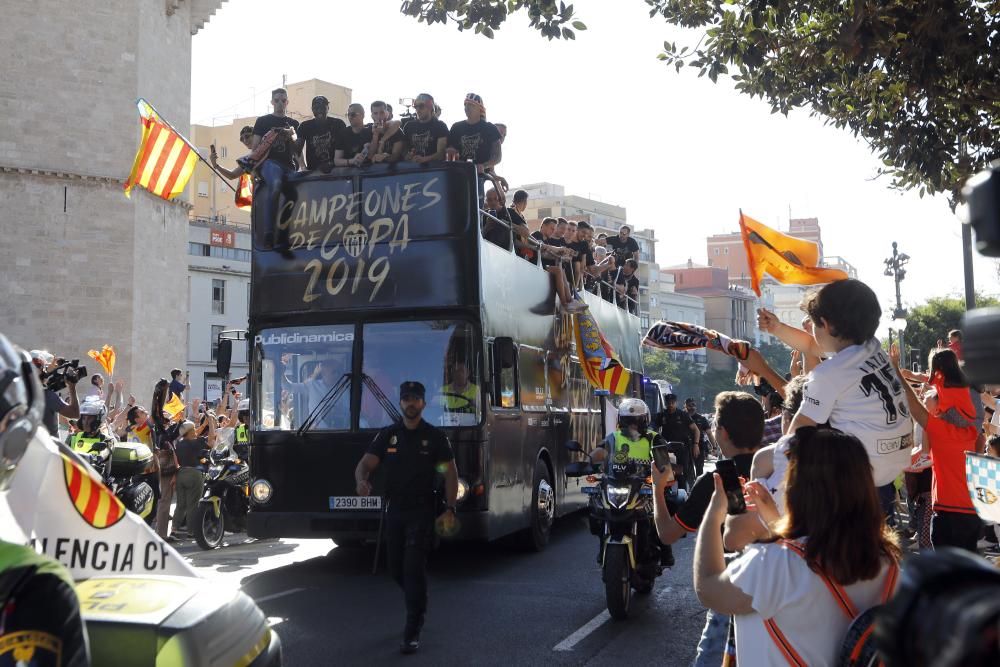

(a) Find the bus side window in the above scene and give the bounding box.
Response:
[491,338,518,409]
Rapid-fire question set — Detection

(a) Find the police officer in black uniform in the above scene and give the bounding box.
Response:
[354,381,458,655]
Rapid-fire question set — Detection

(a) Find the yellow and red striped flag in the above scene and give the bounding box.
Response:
[235,172,253,210]
[163,393,186,420]
[124,99,199,201]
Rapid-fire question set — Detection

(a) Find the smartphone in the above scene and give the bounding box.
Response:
[651,443,673,474]
[715,459,747,515]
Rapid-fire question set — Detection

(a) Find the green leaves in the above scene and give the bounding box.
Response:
[400,0,585,40]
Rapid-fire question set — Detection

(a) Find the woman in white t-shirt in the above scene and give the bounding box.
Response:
[694,428,901,666]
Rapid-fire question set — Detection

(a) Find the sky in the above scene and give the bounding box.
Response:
[190,0,999,327]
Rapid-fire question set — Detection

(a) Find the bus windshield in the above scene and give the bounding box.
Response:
[361,320,480,429]
[257,324,355,431]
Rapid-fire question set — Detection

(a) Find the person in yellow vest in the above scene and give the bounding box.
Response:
[235,398,250,460]
[0,332,89,666]
[591,398,676,567]
[440,360,479,415]
[68,397,114,458]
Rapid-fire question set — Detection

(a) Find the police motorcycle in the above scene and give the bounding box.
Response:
[565,399,674,620]
[70,398,155,521]
[193,445,251,550]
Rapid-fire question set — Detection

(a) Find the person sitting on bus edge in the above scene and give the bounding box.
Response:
[446,93,502,187]
[507,190,537,262]
[487,122,509,192]
[606,224,640,266]
[482,188,531,251]
[250,88,300,172]
[440,359,479,414]
[404,93,449,163]
[591,398,675,567]
[615,259,640,314]
[370,101,405,164]
[335,103,371,167]
[570,221,599,292]
[529,218,587,313]
[210,125,255,180]
[297,95,346,172]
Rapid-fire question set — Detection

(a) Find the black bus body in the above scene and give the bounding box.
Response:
[245,161,644,547]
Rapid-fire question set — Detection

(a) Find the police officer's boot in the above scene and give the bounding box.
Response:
[400,614,424,655]
[659,542,675,568]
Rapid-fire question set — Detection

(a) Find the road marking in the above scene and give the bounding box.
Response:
[552,610,611,651]
[255,587,306,603]
[267,617,285,627]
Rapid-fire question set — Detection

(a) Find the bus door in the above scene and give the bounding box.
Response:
[518,345,551,516]
[545,354,574,511]
[487,338,525,537]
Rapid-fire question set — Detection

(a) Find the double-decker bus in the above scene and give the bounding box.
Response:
[242,161,643,550]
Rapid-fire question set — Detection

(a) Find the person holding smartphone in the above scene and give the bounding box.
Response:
[650,391,765,667]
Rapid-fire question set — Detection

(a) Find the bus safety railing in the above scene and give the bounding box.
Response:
[478,209,640,315]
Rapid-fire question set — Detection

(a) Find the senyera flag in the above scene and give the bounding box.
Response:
[124,99,200,201]
[739,211,848,296]
[573,311,631,395]
[235,172,253,210]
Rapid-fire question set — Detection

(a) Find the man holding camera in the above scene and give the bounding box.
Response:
[31,350,80,438]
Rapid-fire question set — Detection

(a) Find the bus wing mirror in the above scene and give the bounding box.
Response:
[565,462,592,478]
[564,440,584,453]
[217,339,233,376]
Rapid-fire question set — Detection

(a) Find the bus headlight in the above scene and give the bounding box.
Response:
[251,479,273,504]
[456,477,469,503]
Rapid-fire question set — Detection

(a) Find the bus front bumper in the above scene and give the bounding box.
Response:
[247,509,489,541]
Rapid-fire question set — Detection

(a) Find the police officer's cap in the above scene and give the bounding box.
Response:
[399,381,425,400]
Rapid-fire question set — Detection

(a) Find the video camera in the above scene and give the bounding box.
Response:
[961,160,1000,385]
[42,359,87,393]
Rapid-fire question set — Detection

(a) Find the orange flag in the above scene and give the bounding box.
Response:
[739,211,848,296]
[163,394,186,421]
[87,345,116,377]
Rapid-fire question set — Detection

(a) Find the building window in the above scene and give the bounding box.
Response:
[714,248,720,256]
[211,325,224,361]
[197,181,209,197]
[212,279,225,315]
[650,296,657,307]
[537,207,552,219]
[724,247,729,254]
[219,146,228,158]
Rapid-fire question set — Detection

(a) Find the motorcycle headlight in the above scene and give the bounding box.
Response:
[606,485,631,509]
[208,464,224,477]
[456,477,469,503]
[251,479,273,504]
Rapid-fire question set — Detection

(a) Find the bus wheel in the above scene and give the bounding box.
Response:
[522,460,554,552]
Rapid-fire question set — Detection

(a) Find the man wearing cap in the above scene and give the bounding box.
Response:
[403,93,449,163]
[354,381,458,654]
[297,95,346,171]
[446,93,502,179]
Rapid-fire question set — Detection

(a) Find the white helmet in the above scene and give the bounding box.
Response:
[78,397,107,434]
[617,398,650,433]
[237,399,250,413]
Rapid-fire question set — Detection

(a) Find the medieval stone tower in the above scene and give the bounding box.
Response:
[0,0,224,395]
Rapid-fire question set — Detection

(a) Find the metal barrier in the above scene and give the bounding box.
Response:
[478,209,639,314]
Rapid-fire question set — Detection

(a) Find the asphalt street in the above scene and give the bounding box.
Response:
[176,514,708,666]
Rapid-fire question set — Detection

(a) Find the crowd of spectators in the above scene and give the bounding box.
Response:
[29,351,248,544]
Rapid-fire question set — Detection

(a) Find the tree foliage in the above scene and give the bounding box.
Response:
[903,293,998,368]
[642,350,745,406]
[402,1,1000,205]
[399,0,586,40]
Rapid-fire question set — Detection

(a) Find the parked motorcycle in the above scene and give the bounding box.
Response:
[84,441,155,521]
[565,441,664,620]
[193,450,250,550]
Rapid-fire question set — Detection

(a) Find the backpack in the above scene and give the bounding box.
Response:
[155,421,182,475]
[765,539,899,667]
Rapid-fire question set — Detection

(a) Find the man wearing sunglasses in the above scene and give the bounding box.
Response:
[403,93,448,164]
[0,334,89,666]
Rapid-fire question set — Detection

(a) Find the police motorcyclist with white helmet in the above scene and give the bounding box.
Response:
[0,333,90,665]
[234,398,250,460]
[69,397,116,459]
[591,398,676,567]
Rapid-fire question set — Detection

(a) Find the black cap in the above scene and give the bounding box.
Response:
[399,381,425,400]
[664,393,678,402]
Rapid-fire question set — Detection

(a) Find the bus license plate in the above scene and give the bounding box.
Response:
[329,496,382,510]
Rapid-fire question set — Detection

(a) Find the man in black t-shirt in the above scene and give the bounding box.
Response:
[355,382,458,655]
[370,101,405,164]
[446,93,502,174]
[251,87,300,171]
[650,391,764,545]
[656,393,700,486]
[404,93,449,163]
[685,397,714,476]
[529,218,586,312]
[336,103,372,166]
[606,225,640,266]
[615,259,641,314]
[297,96,346,171]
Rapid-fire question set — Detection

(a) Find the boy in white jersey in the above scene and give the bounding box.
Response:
[788,279,912,517]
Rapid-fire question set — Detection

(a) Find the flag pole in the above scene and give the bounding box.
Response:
[137,98,237,194]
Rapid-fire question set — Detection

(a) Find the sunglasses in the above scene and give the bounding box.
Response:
[414,103,427,110]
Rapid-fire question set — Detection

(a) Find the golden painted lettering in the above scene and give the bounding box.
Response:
[320,224,343,260]
[381,184,401,216]
[419,177,441,210]
[290,202,309,229]
[309,198,328,226]
[305,229,323,251]
[346,191,364,221]
[276,201,295,230]
[329,194,348,222]
[363,190,381,218]
[400,182,421,212]
[325,257,349,295]
[288,232,306,251]
[368,217,394,257]
[302,259,323,303]
[389,214,410,253]
[368,256,390,302]
[351,257,366,295]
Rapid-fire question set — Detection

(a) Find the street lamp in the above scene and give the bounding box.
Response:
[883,242,909,320]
